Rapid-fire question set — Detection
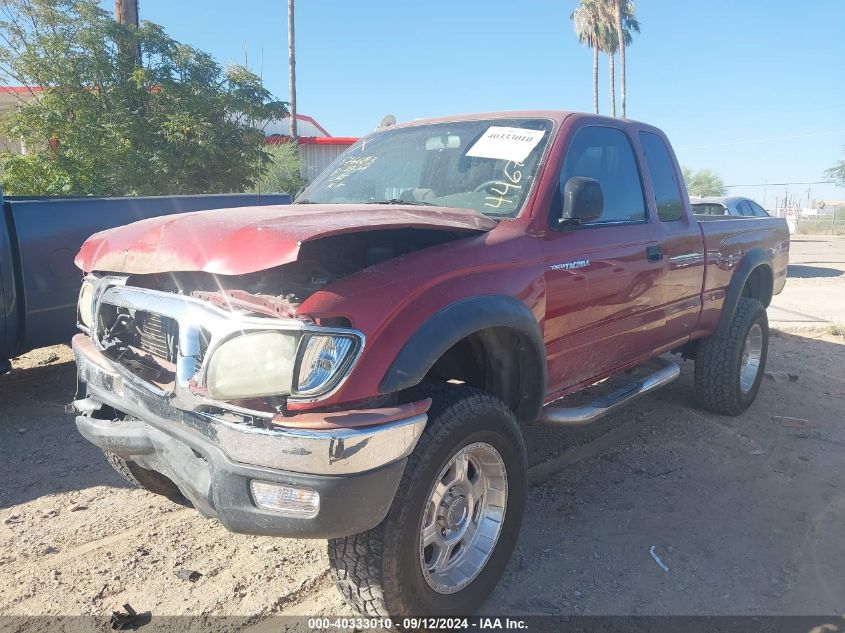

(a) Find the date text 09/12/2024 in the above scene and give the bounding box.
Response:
[306,617,529,630]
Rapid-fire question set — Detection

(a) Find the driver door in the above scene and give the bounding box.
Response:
[542,124,664,394]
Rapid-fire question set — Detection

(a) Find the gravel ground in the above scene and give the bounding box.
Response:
[1,240,844,623]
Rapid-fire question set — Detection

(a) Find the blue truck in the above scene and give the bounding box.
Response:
[0,192,291,372]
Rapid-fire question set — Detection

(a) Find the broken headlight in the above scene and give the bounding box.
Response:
[292,334,361,398]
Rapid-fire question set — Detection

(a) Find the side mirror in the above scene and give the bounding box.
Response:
[559,176,603,226]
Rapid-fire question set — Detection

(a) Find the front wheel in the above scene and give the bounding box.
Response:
[694,297,769,416]
[328,385,527,616]
[103,450,189,505]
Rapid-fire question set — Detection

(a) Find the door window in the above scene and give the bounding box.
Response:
[736,200,754,216]
[748,200,770,217]
[639,132,685,222]
[559,127,646,225]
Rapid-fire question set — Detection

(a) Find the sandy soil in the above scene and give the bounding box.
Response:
[769,235,845,328]
[1,242,844,623]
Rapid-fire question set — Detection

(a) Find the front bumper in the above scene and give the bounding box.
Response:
[72,335,428,539]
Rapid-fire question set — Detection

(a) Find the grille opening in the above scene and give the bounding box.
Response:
[135,311,179,364]
[96,306,180,386]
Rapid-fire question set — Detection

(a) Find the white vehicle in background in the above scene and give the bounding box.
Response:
[691,196,771,218]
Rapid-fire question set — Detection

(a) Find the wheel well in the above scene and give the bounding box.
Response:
[412,327,543,422]
[741,265,774,307]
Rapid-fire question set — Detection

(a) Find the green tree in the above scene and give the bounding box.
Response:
[0,0,287,196]
[250,142,306,195]
[682,167,727,197]
[571,0,605,115]
[826,149,845,186]
[601,0,639,118]
[607,0,638,118]
[571,0,639,118]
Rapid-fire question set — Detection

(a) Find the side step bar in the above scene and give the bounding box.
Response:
[539,357,680,426]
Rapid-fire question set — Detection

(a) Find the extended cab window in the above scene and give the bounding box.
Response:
[639,131,684,222]
[559,126,646,225]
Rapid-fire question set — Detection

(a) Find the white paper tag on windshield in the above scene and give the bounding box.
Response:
[466,126,546,163]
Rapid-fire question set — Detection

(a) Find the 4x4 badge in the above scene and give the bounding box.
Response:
[549,259,590,271]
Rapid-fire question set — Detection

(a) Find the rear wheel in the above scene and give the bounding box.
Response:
[328,385,526,616]
[694,297,769,415]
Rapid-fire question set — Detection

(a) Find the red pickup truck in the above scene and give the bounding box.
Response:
[70,111,788,616]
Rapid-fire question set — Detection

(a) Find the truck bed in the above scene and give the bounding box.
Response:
[696,215,790,332]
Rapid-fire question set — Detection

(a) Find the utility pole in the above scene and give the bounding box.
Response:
[287,0,298,144]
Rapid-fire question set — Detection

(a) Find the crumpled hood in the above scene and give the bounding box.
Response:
[75,203,497,275]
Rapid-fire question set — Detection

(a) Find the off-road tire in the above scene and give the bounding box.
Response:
[694,297,769,416]
[103,450,189,504]
[328,385,527,616]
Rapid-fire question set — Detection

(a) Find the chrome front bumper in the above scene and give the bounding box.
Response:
[72,335,427,476]
[72,335,429,538]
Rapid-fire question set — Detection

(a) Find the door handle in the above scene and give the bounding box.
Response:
[646,245,663,262]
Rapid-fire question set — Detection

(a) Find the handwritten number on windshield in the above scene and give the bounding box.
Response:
[484,161,523,209]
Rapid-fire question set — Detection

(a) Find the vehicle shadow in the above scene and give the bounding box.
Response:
[0,358,132,509]
[787,264,843,278]
[491,330,845,615]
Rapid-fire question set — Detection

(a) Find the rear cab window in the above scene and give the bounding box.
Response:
[691,203,727,216]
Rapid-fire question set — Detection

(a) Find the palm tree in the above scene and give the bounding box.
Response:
[288,0,298,143]
[601,1,639,117]
[607,0,639,118]
[571,0,605,114]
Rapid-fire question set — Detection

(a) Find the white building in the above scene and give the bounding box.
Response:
[263,114,357,181]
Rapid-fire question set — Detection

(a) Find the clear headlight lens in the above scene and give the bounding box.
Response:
[205,331,297,400]
[294,334,358,396]
[78,281,95,329]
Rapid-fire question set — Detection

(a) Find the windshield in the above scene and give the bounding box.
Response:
[298,118,553,218]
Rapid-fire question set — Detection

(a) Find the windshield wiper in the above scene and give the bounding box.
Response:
[366,198,438,206]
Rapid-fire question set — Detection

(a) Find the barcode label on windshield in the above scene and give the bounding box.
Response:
[466,126,546,162]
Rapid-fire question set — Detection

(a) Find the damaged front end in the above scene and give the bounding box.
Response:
[71,269,430,538]
[75,224,479,420]
[76,273,365,422]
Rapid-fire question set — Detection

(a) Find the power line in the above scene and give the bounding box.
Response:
[725,180,834,188]
[677,129,845,150]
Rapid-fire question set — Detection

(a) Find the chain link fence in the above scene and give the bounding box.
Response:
[772,208,845,235]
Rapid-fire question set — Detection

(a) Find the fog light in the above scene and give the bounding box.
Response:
[250,480,320,518]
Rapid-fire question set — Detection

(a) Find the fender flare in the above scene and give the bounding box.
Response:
[716,248,773,336]
[379,295,546,421]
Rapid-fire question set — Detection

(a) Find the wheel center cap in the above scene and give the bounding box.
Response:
[444,496,468,530]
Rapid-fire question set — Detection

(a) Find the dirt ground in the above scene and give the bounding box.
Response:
[768,235,845,329]
[1,239,844,622]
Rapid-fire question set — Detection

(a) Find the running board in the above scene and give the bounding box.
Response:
[539,357,680,426]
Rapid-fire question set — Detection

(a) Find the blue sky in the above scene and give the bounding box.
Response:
[128,0,845,208]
